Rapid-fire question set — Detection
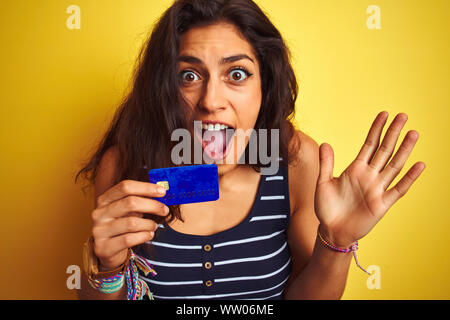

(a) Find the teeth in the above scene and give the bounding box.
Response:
[201,123,229,131]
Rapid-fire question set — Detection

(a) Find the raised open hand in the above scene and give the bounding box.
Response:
[315,111,426,248]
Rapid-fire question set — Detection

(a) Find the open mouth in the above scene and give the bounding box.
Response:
[194,121,235,161]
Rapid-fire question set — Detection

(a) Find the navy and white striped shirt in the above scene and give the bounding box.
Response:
[136,164,291,300]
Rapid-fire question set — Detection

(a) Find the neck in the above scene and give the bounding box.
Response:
[218,164,258,193]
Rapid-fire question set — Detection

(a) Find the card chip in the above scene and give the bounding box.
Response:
[156,181,169,190]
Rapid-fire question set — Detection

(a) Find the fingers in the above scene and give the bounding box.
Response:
[90,180,167,269]
[318,143,334,185]
[383,161,426,208]
[369,113,408,171]
[94,231,155,260]
[93,196,169,222]
[124,212,144,218]
[380,130,419,189]
[96,180,167,208]
[93,216,158,240]
[355,111,389,163]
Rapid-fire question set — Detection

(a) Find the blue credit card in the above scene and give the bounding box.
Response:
[148,164,219,206]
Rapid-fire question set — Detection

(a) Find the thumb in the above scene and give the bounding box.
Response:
[318,143,334,185]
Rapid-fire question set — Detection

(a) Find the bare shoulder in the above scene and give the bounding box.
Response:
[288,130,320,214]
[284,131,321,286]
[94,145,119,202]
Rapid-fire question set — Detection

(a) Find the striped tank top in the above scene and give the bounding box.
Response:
[136,163,291,300]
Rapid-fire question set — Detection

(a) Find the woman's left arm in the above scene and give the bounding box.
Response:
[284,112,426,299]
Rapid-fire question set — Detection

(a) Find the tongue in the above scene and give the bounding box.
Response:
[203,130,226,157]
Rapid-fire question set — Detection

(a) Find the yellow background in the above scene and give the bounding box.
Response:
[0,0,448,299]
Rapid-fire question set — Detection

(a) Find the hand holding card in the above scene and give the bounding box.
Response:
[148,164,220,206]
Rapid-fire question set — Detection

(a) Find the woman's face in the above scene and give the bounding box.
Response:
[177,22,262,175]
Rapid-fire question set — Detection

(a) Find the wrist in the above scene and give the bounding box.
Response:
[316,225,372,276]
[318,224,356,249]
[310,231,353,271]
[98,251,131,275]
[98,263,124,275]
[98,257,128,273]
[83,236,130,279]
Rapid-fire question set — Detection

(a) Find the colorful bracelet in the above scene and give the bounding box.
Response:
[317,227,371,275]
[89,273,125,294]
[87,250,157,299]
[87,271,125,292]
[125,250,157,300]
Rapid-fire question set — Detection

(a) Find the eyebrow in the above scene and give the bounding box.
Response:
[177,54,255,65]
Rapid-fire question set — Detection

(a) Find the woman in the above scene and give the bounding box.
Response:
[76,0,425,300]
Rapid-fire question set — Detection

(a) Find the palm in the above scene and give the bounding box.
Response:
[314,112,425,247]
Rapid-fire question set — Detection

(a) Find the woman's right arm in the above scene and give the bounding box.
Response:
[77,147,169,300]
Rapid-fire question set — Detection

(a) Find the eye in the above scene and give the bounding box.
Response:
[180,70,200,84]
[228,67,252,83]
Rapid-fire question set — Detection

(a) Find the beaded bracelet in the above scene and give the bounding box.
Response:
[87,250,157,299]
[317,227,371,275]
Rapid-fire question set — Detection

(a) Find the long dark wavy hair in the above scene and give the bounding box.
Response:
[75,0,301,226]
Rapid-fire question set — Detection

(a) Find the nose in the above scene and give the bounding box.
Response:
[198,75,227,113]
